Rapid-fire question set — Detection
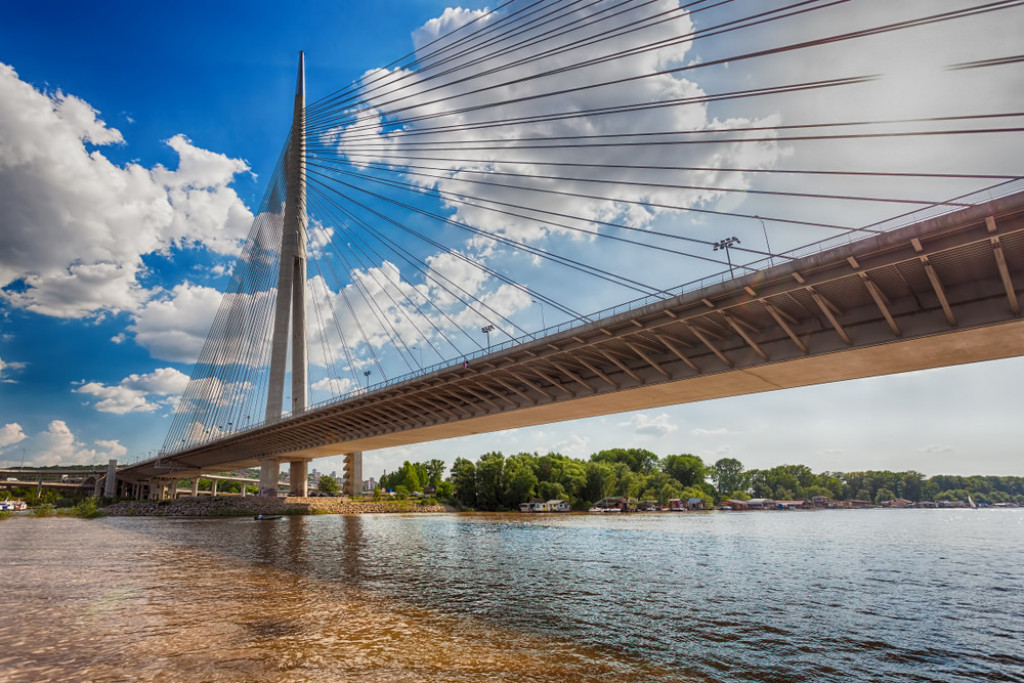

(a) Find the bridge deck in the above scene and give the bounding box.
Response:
[123,191,1024,479]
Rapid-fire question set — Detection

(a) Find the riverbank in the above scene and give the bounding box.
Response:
[100,495,449,517]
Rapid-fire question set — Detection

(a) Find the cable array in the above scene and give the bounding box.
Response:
[165,0,1023,452]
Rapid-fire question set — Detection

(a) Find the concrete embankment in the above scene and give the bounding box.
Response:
[101,496,448,517]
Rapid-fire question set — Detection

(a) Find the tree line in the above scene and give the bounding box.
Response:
[379,449,1024,511]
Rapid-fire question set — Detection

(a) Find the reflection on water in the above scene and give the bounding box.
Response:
[1,510,1023,682]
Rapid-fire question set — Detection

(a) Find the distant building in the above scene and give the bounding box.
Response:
[519,499,570,513]
[363,477,377,492]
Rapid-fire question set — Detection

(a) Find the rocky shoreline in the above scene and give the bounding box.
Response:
[101,496,449,517]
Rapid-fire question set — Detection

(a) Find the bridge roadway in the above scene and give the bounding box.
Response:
[122,190,1024,482]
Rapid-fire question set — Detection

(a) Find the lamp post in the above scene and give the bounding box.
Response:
[481,324,494,351]
[755,216,773,267]
[713,236,741,277]
[363,369,372,389]
[531,299,546,331]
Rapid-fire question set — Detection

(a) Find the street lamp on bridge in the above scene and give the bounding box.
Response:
[531,299,546,331]
[481,324,495,351]
[363,369,372,389]
[713,236,741,277]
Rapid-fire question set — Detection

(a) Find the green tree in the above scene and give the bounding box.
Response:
[435,480,454,500]
[426,459,446,488]
[591,448,660,475]
[584,461,616,503]
[663,454,707,488]
[318,475,340,496]
[400,465,423,494]
[476,452,505,510]
[710,457,746,496]
[537,480,567,501]
[502,453,538,508]
[450,458,477,508]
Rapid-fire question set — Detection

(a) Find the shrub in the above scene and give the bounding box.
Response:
[73,497,105,519]
[32,503,56,517]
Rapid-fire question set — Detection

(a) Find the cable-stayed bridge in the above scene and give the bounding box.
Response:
[119,1,1024,497]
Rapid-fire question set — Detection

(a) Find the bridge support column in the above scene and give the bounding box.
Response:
[93,477,103,498]
[210,479,218,497]
[169,479,178,500]
[289,460,308,497]
[342,452,362,497]
[260,459,280,497]
[191,479,199,496]
[104,459,117,498]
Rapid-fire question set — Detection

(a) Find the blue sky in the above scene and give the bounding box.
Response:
[1,1,1022,479]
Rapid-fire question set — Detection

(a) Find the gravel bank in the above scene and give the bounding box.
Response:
[101,496,448,517]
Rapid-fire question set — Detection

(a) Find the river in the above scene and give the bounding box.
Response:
[1,509,1022,682]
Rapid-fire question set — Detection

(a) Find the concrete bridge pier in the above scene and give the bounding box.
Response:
[191,479,199,496]
[210,479,218,497]
[260,459,279,496]
[342,452,362,497]
[290,460,308,497]
[104,459,117,498]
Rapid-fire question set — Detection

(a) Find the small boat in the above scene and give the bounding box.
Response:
[254,514,283,520]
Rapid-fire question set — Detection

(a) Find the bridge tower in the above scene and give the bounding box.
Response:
[261,52,310,497]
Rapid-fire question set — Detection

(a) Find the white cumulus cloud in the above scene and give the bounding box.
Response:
[0,423,27,450]
[622,412,678,438]
[0,355,26,383]
[691,427,733,437]
[74,367,189,414]
[0,62,253,319]
[14,420,126,466]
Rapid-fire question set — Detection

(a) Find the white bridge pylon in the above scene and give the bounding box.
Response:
[260,53,359,497]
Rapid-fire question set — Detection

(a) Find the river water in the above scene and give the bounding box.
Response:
[1,509,1022,682]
